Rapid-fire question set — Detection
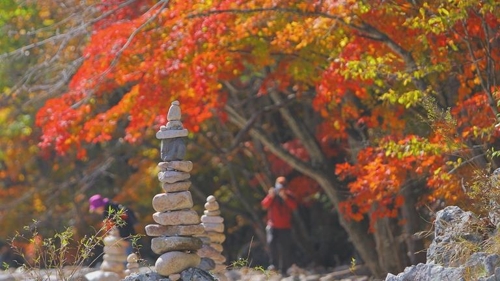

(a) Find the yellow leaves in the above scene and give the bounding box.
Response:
[339,37,349,47]
[0,107,11,123]
[381,89,422,108]
[271,17,333,52]
[333,120,341,130]
[33,194,46,212]
[473,76,482,85]
[38,9,50,18]
[42,19,54,26]
[38,7,54,26]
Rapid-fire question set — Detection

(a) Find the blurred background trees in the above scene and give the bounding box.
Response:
[0,0,498,277]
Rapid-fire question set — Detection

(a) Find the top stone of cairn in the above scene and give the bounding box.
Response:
[157,100,188,139]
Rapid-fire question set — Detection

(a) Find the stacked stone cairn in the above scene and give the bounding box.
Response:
[144,100,205,278]
[197,195,227,277]
[125,253,140,275]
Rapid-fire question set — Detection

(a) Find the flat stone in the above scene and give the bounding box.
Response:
[203,223,224,233]
[162,181,192,193]
[196,236,211,244]
[103,245,127,255]
[103,253,127,262]
[156,129,188,139]
[101,260,125,272]
[151,236,203,254]
[158,170,190,183]
[197,244,220,259]
[204,209,220,216]
[103,235,121,245]
[153,191,193,212]
[201,215,224,224]
[204,201,219,211]
[206,232,226,244]
[210,243,223,253]
[145,224,205,236]
[103,238,129,248]
[85,270,121,281]
[212,254,226,264]
[158,161,193,172]
[155,251,200,276]
[153,210,200,226]
[207,195,216,203]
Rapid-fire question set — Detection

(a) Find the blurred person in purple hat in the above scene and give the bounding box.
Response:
[89,194,138,255]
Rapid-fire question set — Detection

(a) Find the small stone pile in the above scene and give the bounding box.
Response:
[100,227,127,277]
[85,227,127,281]
[144,100,205,278]
[125,253,140,275]
[197,195,227,276]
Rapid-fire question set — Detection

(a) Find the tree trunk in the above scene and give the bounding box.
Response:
[314,174,386,278]
[401,182,427,265]
[373,217,408,275]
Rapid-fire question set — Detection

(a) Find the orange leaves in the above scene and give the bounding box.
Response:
[336,135,465,222]
[452,93,498,141]
[287,176,321,206]
[29,0,499,233]
[35,92,87,157]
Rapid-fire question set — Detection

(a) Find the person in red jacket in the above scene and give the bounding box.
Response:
[261,176,298,276]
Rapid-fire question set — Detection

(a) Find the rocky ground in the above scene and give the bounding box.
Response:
[0,263,375,281]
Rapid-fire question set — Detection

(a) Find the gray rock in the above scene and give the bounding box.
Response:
[385,206,500,281]
[198,258,216,271]
[385,263,465,281]
[123,272,169,281]
[465,253,500,276]
[427,206,483,266]
[0,274,15,281]
[160,138,187,161]
[180,267,216,281]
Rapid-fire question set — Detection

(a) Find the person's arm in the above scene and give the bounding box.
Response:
[261,188,276,210]
[283,191,298,210]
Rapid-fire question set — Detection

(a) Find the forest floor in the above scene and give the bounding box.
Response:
[223,264,376,281]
